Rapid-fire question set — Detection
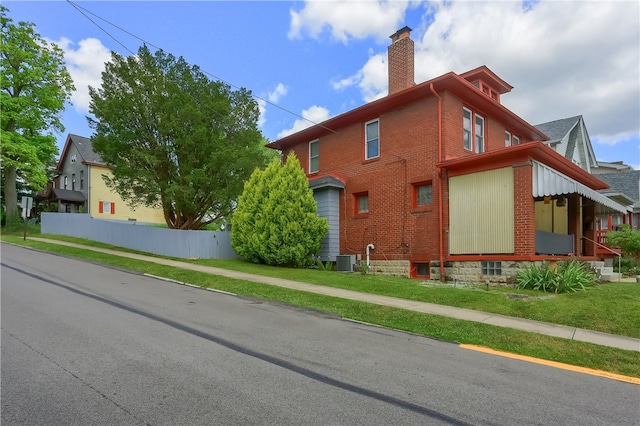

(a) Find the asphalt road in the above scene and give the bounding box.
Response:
[1,243,639,425]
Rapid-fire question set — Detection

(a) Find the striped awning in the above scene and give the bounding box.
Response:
[532,161,629,214]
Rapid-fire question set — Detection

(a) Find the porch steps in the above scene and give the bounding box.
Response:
[588,262,622,282]
[600,268,622,282]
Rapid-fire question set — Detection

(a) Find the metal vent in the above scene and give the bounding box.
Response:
[336,255,355,272]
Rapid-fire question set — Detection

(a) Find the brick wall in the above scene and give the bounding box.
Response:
[287,90,539,277]
[513,163,535,254]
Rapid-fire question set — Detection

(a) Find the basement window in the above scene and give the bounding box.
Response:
[481,261,502,275]
[414,263,430,278]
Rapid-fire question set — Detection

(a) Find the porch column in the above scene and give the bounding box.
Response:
[582,199,596,256]
[567,193,581,256]
[513,163,535,255]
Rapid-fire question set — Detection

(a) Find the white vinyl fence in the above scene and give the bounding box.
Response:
[41,213,239,259]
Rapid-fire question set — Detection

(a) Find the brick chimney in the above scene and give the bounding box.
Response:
[388,26,414,95]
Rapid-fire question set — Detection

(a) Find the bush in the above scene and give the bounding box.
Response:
[231,153,329,267]
[516,260,595,293]
[606,225,640,257]
[616,256,640,276]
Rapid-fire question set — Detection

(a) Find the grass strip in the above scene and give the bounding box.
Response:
[3,236,640,378]
[13,233,640,339]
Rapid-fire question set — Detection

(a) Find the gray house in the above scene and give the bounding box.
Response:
[45,134,105,213]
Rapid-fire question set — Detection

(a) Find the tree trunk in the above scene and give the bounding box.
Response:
[4,166,18,219]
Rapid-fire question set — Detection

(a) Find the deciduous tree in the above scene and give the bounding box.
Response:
[231,153,328,266]
[89,45,270,229]
[0,6,74,219]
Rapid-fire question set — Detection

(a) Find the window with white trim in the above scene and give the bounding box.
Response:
[309,140,319,173]
[505,131,511,147]
[475,114,485,153]
[463,108,472,151]
[463,108,485,153]
[365,119,379,160]
[64,176,68,189]
[513,135,520,145]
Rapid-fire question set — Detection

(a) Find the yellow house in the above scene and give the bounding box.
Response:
[46,134,165,224]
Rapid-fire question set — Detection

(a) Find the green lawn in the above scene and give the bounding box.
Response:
[3,232,640,378]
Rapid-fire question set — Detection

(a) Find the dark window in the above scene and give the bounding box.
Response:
[416,184,432,207]
[415,263,429,277]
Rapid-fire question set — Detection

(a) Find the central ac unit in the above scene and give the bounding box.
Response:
[335,255,355,272]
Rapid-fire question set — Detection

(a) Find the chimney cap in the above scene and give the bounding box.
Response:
[390,26,412,41]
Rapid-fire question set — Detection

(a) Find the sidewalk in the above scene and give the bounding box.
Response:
[28,237,640,352]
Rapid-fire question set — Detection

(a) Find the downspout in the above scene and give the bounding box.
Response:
[430,83,445,281]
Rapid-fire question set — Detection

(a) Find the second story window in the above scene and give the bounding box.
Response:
[506,131,520,147]
[463,108,472,150]
[72,173,76,191]
[463,107,485,153]
[80,170,84,189]
[475,114,485,153]
[64,176,68,189]
[365,119,379,160]
[309,140,319,174]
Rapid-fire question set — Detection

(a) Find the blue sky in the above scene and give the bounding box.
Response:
[6,1,640,168]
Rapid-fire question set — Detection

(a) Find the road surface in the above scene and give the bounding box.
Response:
[2,243,638,425]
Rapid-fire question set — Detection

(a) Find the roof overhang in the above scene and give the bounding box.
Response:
[47,188,86,203]
[308,174,346,190]
[532,161,629,214]
[441,142,608,188]
[268,69,549,151]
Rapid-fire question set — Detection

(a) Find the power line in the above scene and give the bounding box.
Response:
[65,0,337,136]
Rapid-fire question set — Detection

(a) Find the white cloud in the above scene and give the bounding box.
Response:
[268,83,288,103]
[258,83,289,128]
[329,1,639,145]
[277,105,331,138]
[288,0,413,43]
[52,37,111,113]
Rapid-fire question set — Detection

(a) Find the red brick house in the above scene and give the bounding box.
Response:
[267,27,631,283]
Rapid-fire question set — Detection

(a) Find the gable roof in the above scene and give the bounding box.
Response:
[534,115,598,173]
[57,134,105,172]
[534,116,582,143]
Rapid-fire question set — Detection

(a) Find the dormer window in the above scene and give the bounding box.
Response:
[71,154,77,163]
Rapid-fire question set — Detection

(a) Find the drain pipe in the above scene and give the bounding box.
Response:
[430,83,445,281]
[366,243,375,267]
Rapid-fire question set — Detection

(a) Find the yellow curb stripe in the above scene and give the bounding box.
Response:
[460,344,640,385]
